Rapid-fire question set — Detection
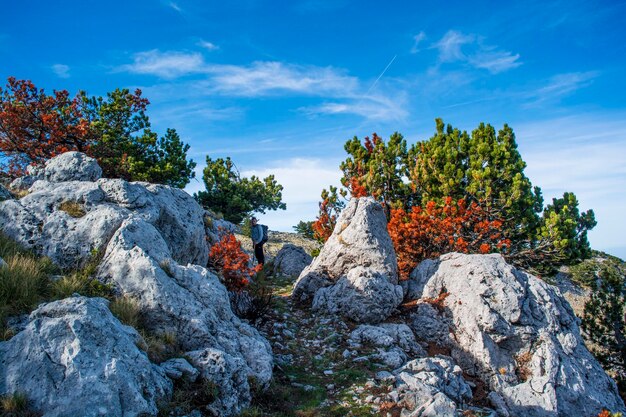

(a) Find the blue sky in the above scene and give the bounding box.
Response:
[2,0,626,258]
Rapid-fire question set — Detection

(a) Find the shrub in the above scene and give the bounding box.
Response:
[388,197,507,279]
[230,269,274,325]
[208,233,260,292]
[0,392,39,416]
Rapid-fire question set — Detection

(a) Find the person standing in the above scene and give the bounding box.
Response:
[250,216,265,266]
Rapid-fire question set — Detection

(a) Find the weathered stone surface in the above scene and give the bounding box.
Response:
[312,266,403,323]
[0,155,209,269]
[293,197,402,323]
[8,175,35,191]
[187,348,250,416]
[97,218,273,414]
[42,151,102,182]
[273,243,312,277]
[395,356,472,417]
[409,252,626,417]
[0,184,13,201]
[0,296,172,417]
[293,197,399,302]
[350,323,425,356]
[0,152,273,417]
[160,358,199,382]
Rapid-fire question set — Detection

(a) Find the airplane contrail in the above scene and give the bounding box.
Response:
[361,54,397,100]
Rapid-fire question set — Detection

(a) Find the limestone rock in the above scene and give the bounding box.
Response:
[97,218,273,414]
[8,175,36,192]
[293,197,402,323]
[293,197,399,302]
[350,323,425,356]
[273,243,312,277]
[0,296,172,417]
[409,252,626,417]
[42,151,102,182]
[312,266,403,324]
[187,348,251,416]
[395,356,472,417]
[160,358,199,382]
[0,184,13,201]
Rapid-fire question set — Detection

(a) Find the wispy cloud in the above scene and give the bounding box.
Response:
[121,50,205,78]
[197,40,219,51]
[51,64,70,78]
[525,71,597,104]
[168,1,182,12]
[300,92,409,122]
[410,31,426,54]
[431,30,521,73]
[207,61,358,97]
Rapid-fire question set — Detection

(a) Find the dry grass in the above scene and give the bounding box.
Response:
[423,289,450,312]
[0,392,40,416]
[515,351,533,382]
[58,201,86,218]
[109,296,142,329]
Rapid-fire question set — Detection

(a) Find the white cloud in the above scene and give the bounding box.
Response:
[432,30,521,73]
[300,92,409,122]
[121,50,206,78]
[525,71,597,104]
[207,61,358,97]
[410,31,426,53]
[51,64,70,78]
[169,2,182,12]
[198,40,219,51]
[240,158,343,231]
[515,113,626,255]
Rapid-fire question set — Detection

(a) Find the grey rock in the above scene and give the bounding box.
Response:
[413,252,626,417]
[375,347,408,369]
[273,243,312,277]
[9,175,36,192]
[0,296,172,417]
[312,266,403,323]
[42,151,102,182]
[160,358,199,382]
[350,323,425,356]
[293,197,399,305]
[0,184,13,201]
[97,218,273,413]
[187,348,250,416]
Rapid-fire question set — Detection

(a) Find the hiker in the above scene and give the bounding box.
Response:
[250,216,267,266]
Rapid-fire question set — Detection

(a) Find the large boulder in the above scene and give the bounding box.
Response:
[42,151,102,182]
[96,217,273,396]
[0,163,208,269]
[292,197,402,323]
[273,243,312,277]
[0,296,172,417]
[408,252,626,417]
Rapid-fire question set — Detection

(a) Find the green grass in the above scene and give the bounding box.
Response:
[158,379,218,417]
[109,296,141,329]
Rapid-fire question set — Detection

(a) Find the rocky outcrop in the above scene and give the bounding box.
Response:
[0,176,208,269]
[292,197,402,323]
[408,252,626,417]
[0,152,273,416]
[273,243,312,276]
[393,356,473,417]
[0,296,172,417]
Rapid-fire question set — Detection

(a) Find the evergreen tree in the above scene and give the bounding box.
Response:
[195,156,286,224]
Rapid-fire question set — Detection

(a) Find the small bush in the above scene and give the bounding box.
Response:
[208,233,260,292]
[139,330,180,364]
[51,250,111,299]
[158,379,218,416]
[230,270,274,325]
[58,201,86,218]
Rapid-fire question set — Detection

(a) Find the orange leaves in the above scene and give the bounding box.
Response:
[208,233,260,292]
[388,197,507,280]
[312,198,336,243]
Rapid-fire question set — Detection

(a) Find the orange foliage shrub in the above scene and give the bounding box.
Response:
[312,198,336,243]
[388,197,509,280]
[208,233,260,292]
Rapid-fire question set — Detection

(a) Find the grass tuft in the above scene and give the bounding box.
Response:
[109,296,141,329]
[0,392,40,416]
[58,201,86,218]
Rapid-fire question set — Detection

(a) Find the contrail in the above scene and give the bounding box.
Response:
[361,54,397,100]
